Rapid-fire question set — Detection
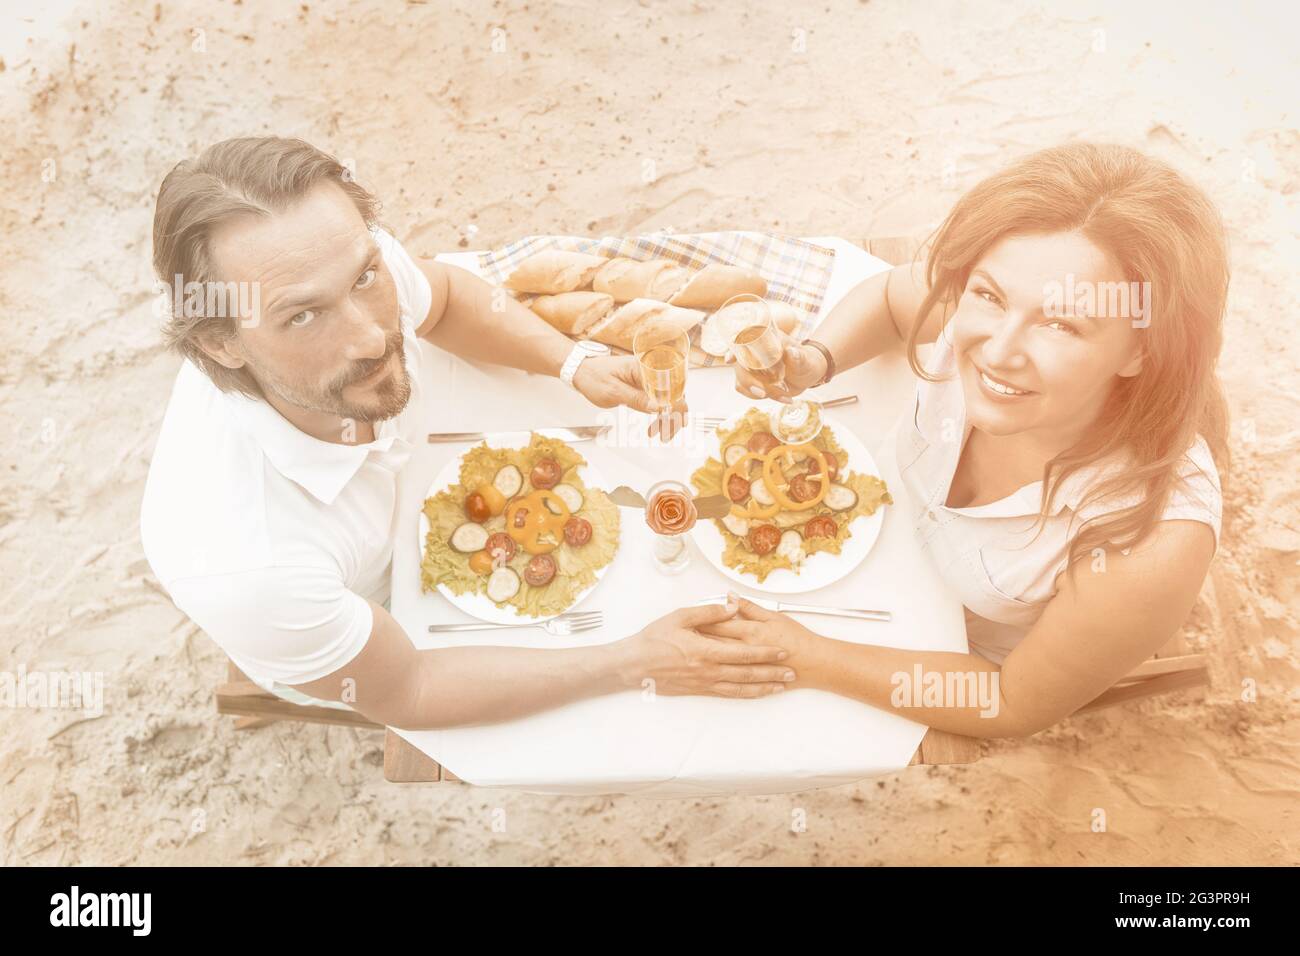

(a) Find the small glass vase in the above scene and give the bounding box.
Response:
[651,530,692,574]
[645,479,695,575]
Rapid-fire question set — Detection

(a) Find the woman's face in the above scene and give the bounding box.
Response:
[950,231,1144,443]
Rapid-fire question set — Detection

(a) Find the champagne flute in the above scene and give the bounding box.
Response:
[722,294,822,444]
[634,320,690,438]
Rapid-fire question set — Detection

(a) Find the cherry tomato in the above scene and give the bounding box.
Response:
[788,474,819,503]
[485,532,517,563]
[530,458,563,490]
[563,517,593,547]
[748,524,781,555]
[806,451,839,482]
[523,553,557,587]
[726,473,752,503]
[465,493,491,523]
[804,515,837,539]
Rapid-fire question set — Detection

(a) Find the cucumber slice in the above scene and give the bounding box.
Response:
[486,567,521,603]
[824,483,859,512]
[723,444,748,467]
[776,529,804,563]
[721,513,750,537]
[449,522,490,553]
[553,483,584,513]
[751,477,775,506]
[493,464,523,498]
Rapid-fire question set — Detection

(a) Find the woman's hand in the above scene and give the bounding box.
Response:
[617,600,797,698]
[733,340,827,404]
[696,595,825,687]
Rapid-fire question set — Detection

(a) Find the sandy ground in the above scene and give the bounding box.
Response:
[1,0,1297,865]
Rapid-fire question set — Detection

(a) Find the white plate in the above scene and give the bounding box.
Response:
[419,433,618,624]
[690,411,887,595]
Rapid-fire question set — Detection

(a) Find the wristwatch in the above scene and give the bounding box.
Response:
[560,340,610,387]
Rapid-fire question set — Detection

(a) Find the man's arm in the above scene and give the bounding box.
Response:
[295,600,626,728]
[293,599,796,729]
[412,260,682,436]
[413,260,571,376]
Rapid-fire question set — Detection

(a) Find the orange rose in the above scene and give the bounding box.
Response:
[646,488,697,535]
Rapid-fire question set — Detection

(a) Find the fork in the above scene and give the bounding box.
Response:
[694,394,859,434]
[427,610,603,636]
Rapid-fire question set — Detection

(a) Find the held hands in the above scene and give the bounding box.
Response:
[571,353,688,441]
[696,594,821,688]
[621,599,797,699]
[733,339,827,404]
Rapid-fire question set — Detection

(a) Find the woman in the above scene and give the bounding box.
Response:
[709,143,1228,738]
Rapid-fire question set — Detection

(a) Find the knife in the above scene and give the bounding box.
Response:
[609,485,731,519]
[694,593,891,622]
[427,425,611,444]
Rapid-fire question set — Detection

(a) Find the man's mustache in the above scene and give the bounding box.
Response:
[340,335,404,388]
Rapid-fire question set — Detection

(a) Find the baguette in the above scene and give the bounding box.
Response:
[585,298,705,352]
[592,258,692,302]
[668,264,768,310]
[529,292,614,336]
[503,250,608,294]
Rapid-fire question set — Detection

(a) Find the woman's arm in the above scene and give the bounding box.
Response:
[735,259,951,400]
[702,520,1215,738]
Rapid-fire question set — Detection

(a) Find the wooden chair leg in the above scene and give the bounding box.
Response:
[233,715,280,731]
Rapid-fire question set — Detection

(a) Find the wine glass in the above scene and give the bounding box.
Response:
[719,294,822,444]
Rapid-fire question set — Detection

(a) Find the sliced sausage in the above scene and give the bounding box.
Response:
[485,531,517,563]
[804,515,838,539]
[726,473,752,503]
[563,516,592,547]
[746,431,780,455]
[748,524,781,555]
[530,458,563,490]
[523,553,557,587]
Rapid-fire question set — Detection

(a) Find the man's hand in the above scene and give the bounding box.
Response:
[733,339,826,404]
[696,594,824,688]
[616,600,796,698]
[572,353,689,441]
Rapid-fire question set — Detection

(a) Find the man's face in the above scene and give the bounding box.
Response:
[207,182,411,425]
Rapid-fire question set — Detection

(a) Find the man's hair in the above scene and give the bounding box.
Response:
[151,137,381,398]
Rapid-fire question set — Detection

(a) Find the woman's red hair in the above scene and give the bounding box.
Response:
[906,142,1230,570]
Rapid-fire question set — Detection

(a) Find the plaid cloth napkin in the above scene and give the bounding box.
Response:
[477,231,837,365]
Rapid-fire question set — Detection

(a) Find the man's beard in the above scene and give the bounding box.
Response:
[248,329,413,426]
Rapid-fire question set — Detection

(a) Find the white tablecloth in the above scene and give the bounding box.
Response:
[388,237,968,796]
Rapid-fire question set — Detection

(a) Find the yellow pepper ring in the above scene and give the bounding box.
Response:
[505,489,570,554]
[722,453,780,519]
[762,443,830,511]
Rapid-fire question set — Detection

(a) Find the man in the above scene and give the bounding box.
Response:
[140,137,794,729]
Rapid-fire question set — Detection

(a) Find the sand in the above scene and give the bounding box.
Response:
[1,0,1296,865]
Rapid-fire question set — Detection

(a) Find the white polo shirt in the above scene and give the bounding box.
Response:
[140,228,433,691]
[896,324,1222,665]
